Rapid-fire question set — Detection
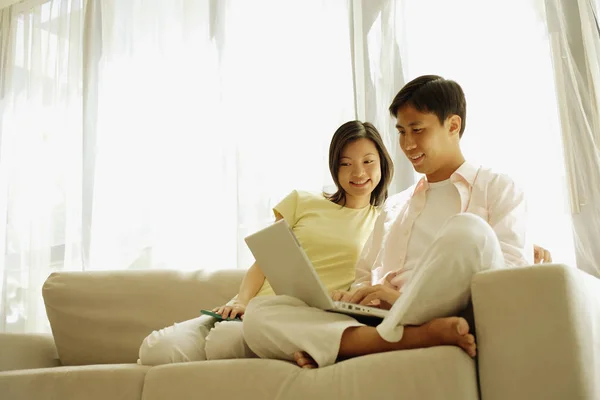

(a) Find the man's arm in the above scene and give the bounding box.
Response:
[353,232,376,288]
[487,174,530,267]
[534,244,552,263]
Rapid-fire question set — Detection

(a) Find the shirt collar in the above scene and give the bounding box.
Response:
[452,161,480,186]
[412,161,479,196]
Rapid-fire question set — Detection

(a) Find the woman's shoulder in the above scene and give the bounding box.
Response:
[293,190,331,207]
[292,190,382,216]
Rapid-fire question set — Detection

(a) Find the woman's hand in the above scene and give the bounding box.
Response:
[212,301,246,320]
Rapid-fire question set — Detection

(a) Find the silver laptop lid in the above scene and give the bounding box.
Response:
[244,219,335,311]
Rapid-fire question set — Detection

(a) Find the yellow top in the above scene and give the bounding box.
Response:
[256,190,379,297]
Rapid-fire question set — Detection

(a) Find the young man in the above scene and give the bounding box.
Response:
[242,75,530,368]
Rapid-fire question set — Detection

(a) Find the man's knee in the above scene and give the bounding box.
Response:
[436,212,504,273]
[441,213,496,247]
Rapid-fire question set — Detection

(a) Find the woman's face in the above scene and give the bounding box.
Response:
[337,138,382,206]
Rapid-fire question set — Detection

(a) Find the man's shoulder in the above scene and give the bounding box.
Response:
[477,166,522,191]
[476,166,525,206]
[382,185,416,212]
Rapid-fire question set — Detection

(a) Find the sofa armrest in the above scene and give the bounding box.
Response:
[472,264,600,400]
[0,333,61,372]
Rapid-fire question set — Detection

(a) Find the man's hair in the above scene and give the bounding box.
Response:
[325,121,394,207]
[388,75,467,137]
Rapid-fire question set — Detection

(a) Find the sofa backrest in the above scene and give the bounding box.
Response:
[42,268,245,365]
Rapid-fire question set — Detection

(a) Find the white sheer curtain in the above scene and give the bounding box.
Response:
[0,0,594,334]
[544,0,600,277]
[88,0,356,272]
[0,0,359,332]
[0,0,83,332]
[352,0,415,194]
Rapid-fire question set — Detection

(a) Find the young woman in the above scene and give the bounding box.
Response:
[138,120,395,365]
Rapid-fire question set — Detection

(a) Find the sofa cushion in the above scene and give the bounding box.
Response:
[0,364,149,400]
[472,264,600,400]
[142,346,478,400]
[43,269,245,365]
[0,333,60,372]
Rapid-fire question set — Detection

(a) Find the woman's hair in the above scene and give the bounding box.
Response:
[325,120,394,207]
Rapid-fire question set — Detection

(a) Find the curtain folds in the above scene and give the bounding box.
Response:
[0,0,594,333]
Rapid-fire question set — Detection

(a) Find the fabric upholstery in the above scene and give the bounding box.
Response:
[142,347,478,400]
[0,333,60,372]
[0,364,149,400]
[472,263,600,400]
[43,268,245,365]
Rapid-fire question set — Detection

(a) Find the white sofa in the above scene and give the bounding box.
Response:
[0,263,599,400]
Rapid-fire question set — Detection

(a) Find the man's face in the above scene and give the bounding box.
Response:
[395,105,461,180]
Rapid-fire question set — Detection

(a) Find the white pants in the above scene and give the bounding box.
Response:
[138,315,256,365]
[243,213,506,367]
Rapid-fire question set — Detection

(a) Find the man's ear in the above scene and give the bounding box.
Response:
[448,115,462,137]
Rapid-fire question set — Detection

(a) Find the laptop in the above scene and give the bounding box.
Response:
[244,219,388,320]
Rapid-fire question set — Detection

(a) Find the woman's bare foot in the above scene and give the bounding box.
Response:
[293,351,318,369]
[423,316,477,357]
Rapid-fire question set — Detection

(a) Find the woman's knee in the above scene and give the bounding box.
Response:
[243,295,307,356]
[205,321,255,360]
[244,296,301,337]
[242,297,271,347]
[138,318,212,365]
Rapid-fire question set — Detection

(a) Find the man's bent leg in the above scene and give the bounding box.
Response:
[243,295,364,367]
[377,213,505,342]
[339,316,476,358]
[335,214,499,361]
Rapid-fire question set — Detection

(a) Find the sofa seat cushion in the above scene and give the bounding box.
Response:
[0,364,149,400]
[142,346,478,400]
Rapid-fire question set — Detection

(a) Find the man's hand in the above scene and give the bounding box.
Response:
[212,300,246,320]
[533,244,552,264]
[330,290,352,302]
[341,285,400,310]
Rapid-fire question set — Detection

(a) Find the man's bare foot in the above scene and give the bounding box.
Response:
[293,351,318,369]
[423,316,477,357]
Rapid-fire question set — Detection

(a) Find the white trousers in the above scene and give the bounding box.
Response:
[138,313,256,365]
[243,213,506,367]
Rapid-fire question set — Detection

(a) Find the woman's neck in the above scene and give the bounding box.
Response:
[342,194,371,209]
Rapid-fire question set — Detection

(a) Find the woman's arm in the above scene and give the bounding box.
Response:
[235,262,267,305]
[214,212,283,319]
